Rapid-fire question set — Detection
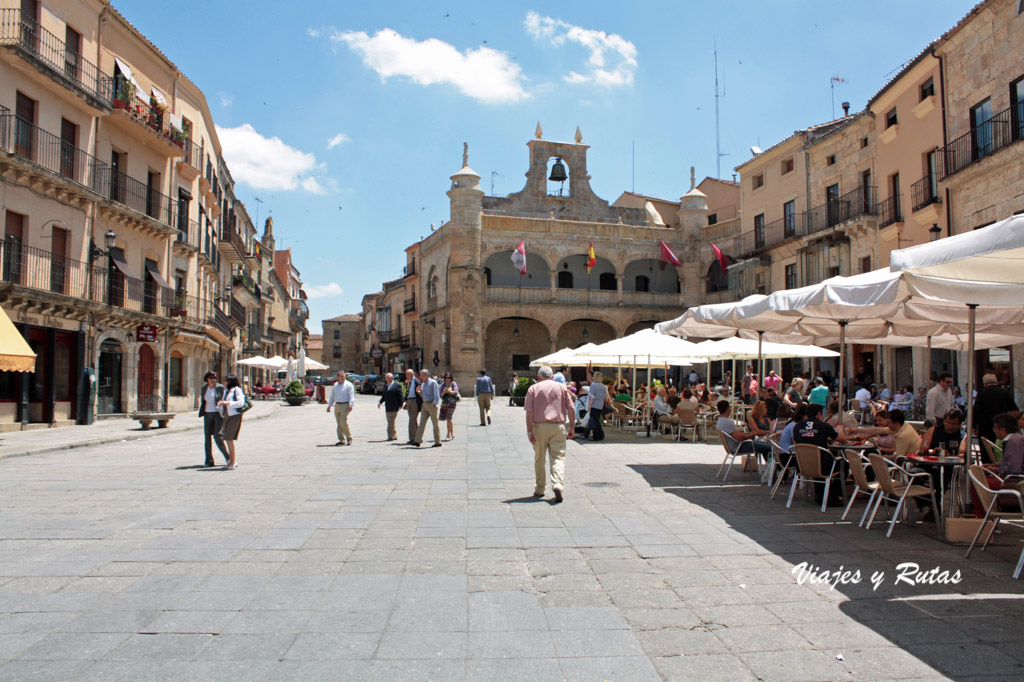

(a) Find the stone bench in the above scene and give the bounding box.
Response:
[129,413,176,430]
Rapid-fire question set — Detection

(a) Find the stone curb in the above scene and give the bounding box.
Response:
[0,401,282,461]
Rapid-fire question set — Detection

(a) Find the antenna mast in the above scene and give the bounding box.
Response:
[714,39,727,179]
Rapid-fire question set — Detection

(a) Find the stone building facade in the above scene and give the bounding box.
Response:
[322,313,359,375]
[354,127,737,391]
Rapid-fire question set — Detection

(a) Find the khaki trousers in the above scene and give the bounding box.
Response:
[416,402,441,445]
[533,422,567,495]
[334,403,352,443]
[385,411,398,439]
[406,402,420,442]
[477,393,492,424]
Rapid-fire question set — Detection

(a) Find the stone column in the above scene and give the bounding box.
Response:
[549,271,557,303]
[616,274,624,305]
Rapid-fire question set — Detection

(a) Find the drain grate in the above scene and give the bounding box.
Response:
[583,482,620,488]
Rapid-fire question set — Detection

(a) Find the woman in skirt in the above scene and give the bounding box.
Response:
[440,373,459,441]
[217,375,246,469]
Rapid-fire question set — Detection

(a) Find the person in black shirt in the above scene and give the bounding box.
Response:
[765,387,781,421]
[920,408,966,457]
[792,404,849,504]
[973,374,1019,445]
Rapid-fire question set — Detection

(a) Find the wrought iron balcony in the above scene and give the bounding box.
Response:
[230,297,246,328]
[232,270,261,303]
[910,174,942,213]
[805,186,877,234]
[101,166,177,229]
[0,9,111,108]
[403,296,416,313]
[378,330,395,344]
[403,261,416,277]
[877,196,902,228]
[940,103,1024,178]
[0,111,109,196]
[104,75,185,155]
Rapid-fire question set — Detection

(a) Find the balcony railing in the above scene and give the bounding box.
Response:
[105,76,185,151]
[403,296,416,313]
[101,166,176,227]
[403,262,416,277]
[378,330,395,344]
[0,8,111,106]
[877,196,902,228]
[0,112,109,195]
[230,297,245,328]
[805,185,876,234]
[910,174,941,213]
[232,270,261,303]
[399,335,412,348]
[175,219,199,249]
[748,212,808,254]
[184,137,203,172]
[940,103,1024,178]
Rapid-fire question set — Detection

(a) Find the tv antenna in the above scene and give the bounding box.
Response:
[714,38,728,178]
[830,75,846,118]
[254,196,264,227]
[490,170,502,195]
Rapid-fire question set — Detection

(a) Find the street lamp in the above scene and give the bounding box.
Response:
[929,223,942,242]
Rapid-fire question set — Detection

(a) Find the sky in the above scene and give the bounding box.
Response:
[113,0,976,334]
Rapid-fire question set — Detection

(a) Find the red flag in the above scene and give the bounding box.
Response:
[586,242,596,273]
[658,240,682,267]
[711,243,729,273]
[510,239,527,275]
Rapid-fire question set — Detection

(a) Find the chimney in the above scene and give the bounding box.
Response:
[841,101,850,116]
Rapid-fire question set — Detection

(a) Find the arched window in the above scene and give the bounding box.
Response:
[599,272,616,290]
[635,275,650,292]
[706,259,733,293]
[484,267,491,286]
[427,269,438,299]
[557,271,573,289]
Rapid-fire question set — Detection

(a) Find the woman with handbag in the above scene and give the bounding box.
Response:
[440,373,460,441]
[584,372,608,442]
[217,375,248,470]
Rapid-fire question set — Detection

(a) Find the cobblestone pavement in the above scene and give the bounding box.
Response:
[0,400,1021,681]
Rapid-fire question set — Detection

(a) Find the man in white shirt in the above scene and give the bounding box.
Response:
[925,372,953,422]
[327,370,355,445]
[854,384,873,425]
[653,387,679,427]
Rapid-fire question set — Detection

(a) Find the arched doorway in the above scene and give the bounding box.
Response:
[484,317,550,385]
[556,319,616,349]
[98,340,123,414]
[138,344,156,409]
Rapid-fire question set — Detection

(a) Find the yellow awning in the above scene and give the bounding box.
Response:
[0,308,35,373]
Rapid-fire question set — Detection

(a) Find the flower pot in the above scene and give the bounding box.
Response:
[285,396,305,406]
[510,396,526,407]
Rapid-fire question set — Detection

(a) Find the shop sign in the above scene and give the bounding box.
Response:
[371,349,383,358]
[11,311,80,331]
[136,325,158,342]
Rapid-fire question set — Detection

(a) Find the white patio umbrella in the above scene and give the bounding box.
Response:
[297,348,307,378]
[236,355,269,366]
[530,344,598,368]
[303,357,329,371]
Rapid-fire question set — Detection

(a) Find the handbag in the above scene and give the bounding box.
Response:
[236,388,253,414]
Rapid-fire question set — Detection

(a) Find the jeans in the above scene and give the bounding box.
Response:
[203,411,228,465]
[584,411,605,441]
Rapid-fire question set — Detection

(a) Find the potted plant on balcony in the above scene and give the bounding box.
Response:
[113,78,135,110]
[509,377,534,407]
[282,380,307,406]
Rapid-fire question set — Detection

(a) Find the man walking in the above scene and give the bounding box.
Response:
[925,372,953,422]
[525,365,575,503]
[199,371,228,467]
[414,369,442,447]
[403,368,421,444]
[476,369,494,426]
[326,370,355,445]
[378,373,403,440]
[741,365,754,405]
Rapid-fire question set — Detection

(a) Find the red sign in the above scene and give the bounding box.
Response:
[137,325,158,342]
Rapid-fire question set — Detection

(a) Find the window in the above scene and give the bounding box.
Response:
[169,352,184,396]
[785,264,797,289]
[598,272,616,290]
[829,266,841,278]
[920,78,935,101]
[1011,76,1024,141]
[557,271,573,288]
[860,256,872,273]
[333,329,339,339]
[64,25,81,78]
[512,354,531,371]
[754,213,766,248]
[781,157,794,175]
[59,118,77,179]
[971,98,993,160]
[861,137,869,148]
[826,154,837,166]
[635,275,650,292]
[705,260,732,293]
[752,173,764,189]
[783,200,797,237]
[333,345,341,358]
[15,91,36,161]
[707,213,717,226]
[885,108,898,128]
[826,183,840,226]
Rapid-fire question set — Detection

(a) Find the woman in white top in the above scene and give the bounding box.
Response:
[217,375,246,469]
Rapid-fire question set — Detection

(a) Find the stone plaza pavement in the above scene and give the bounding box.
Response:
[0,400,1021,681]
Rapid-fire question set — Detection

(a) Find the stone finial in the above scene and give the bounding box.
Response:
[575,126,583,144]
[462,142,468,168]
[264,216,274,236]
[535,122,543,139]
[690,166,696,190]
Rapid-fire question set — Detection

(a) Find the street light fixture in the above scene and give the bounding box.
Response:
[929,223,942,242]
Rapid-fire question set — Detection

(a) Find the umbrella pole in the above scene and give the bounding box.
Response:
[962,304,977,521]
[838,321,848,413]
[646,355,652,437]
[732,358,736,402]
[926,335,932,389]
[757,331,764,390]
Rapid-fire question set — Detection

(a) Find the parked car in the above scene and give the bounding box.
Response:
[361,375,379,394]
[374,378,385,394]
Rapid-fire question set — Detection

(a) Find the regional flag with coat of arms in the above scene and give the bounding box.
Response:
[510,239,527,275]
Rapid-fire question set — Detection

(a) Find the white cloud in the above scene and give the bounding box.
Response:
[216,123,328,195]
[305,282,344,298]
[326,132,349,149]
[218,91,234,108]
[307,27,320,38]
[524,11,637,88]
[331,28,528,104]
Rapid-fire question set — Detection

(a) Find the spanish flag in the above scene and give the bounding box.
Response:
[586,242,596,273]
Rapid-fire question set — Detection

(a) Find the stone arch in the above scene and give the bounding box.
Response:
[483,250,549,288]
[483,316,552,384]
[624,320,661,336]
[546,156,570,197]
[705,257,734,293]
[623,258,680,293]
[556,319,616,348]
[551,253,616,290]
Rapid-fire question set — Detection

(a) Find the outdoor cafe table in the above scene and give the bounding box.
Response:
[905,452,965,518]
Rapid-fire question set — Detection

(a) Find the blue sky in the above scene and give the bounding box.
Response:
[115,0,974,333]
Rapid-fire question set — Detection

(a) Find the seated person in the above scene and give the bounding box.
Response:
[675,392,698,420]
[764,388,782,421]
[653,387,679,427]
[825,400,859,432]
[985,413,1024,484]
[778,403,807,454]
[666,387,681,410]
[772,403,793,434]
[855,411,896,454]
[919,408,968,458]
[792,403,850,503]
[746,400,771,438]
[887,409,922,457]
[574,386,590,423]
[716,400,772,458]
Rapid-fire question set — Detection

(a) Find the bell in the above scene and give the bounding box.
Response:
[548,158,568,183]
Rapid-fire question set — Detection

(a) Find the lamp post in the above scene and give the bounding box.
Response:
[929,223,942,242]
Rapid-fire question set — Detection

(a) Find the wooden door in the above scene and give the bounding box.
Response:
[15,92,35,160]
[138,344,155,408]
[50,226,66,294]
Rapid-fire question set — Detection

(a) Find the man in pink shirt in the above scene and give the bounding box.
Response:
[764,370,782,393]
[748,373,760,406]
[525,365,575,503]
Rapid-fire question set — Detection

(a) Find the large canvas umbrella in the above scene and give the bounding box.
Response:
[0,307,35,373]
